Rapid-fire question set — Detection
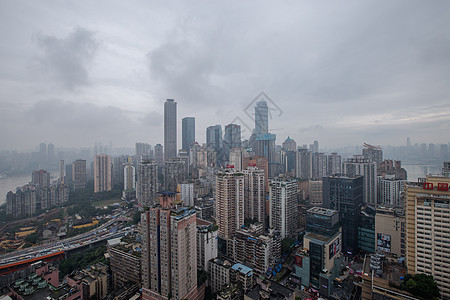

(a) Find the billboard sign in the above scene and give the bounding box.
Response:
[377,233,391,253]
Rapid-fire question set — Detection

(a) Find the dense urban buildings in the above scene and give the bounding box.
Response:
[164,99,177,160]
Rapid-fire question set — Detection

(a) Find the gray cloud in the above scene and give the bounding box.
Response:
[31,27,99,90]
[1,1,450,150]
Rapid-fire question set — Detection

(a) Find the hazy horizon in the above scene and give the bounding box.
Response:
[1,1,449,151]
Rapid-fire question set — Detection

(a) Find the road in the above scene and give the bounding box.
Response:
[0,210,135,266]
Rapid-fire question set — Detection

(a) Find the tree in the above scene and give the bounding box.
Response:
[402,273,440,299]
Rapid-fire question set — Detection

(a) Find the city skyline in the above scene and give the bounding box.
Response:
[0,1,450,150]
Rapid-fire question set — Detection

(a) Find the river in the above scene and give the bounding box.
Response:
[402,164,443,182]
[0,174,32,206]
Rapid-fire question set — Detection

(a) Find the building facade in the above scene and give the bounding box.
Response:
[182,117,195,151]
[94,154,112,193]
[269,176,298,239]
[137,160,158,207]
[406,176,450,299]
[164,99,177,161]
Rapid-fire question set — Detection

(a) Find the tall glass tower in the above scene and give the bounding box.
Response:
[164,99,177,160]
[182,117,195,151]
[255,100,268,135]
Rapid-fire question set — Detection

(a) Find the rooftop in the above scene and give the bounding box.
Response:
[231,263,253,276]
[307,206,338,216]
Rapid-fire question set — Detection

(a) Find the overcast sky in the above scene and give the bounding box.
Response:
[0,1,449,151]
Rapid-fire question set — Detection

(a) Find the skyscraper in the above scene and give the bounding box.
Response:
[255,100,268,135]
[327,153,341,175]
[163,157,186,192]
[94,154,112,193]
[32,170,50,188]
[72,159,86,190]
[136,142,151,159]
[164,99,177,160]
[269,176,298,239]
[362,143,383,166]
[154,144,164,167]
[312,153,327,179]
[58,160,65,184]
[141,192,200,300]
[123,159,136,200]
[343,155,377,205]
[254,133,276,178]
[322,174,363,254]
[224,124,241,160]
[182,117,195,151]
[137,160,158,207]
[243,166,266,225]
[296,148,312,179]
[215,168,244,240]
[206,125,223,150]
[282,136,297,151]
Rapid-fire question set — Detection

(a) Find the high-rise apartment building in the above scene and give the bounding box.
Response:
[94,154,112,193]
[269,176,298,239]
[309,180,323,206]
[243,166,266,225]
[206,125,223,151]
[406,176,450,299]
[164,99,177,160]
[123,160,136,200]
[312,153,327,180]
[233,225,281,275]
[224,124,241,159]
[58,160,65,184]
[154,144,164,167]
[163,157,186,192]
[296,148,312,179]
[141,192,200,300]
[137,160,158,207]
[215,168,244,240]
[254,100,268,135]
[182,117,195,151]
[327,153,341,175]
[323,174,363,254]
[243,156,269,192]
[282,137,297,151]
[178,182,194,207]
[362,143,383,166]
[197,219,218,272]
[136,142,151,159]
[32,170,50,188]
[72,159,87,190]
[254,133,277,178]
[377,175,405,206]
[343,155,377,205]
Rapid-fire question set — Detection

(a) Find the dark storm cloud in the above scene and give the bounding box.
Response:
[31,27,99,90]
